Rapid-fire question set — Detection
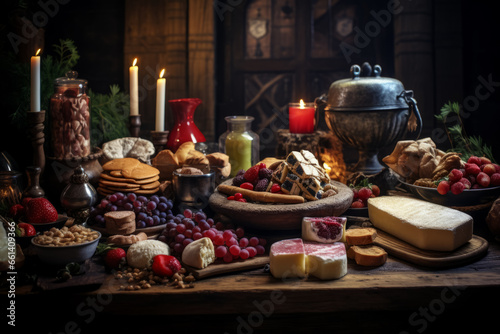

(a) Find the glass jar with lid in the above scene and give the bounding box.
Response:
[49,71,91,160]
[218,116,259,177]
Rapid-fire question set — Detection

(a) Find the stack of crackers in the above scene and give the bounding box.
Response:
[97,158,161,196]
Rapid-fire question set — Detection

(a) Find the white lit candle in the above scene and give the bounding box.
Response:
[31,48,41,112]
[155,69,166,131]
[129,58,139,116]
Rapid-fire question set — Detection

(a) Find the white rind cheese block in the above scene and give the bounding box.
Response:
[304,242,347,280]
[368,196,473,251]
[269,238,306,279]
[269,238,347,280]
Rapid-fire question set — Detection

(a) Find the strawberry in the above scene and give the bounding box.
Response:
[151,254,181,277]
[243,165,260,184]
[24,197,59,224]
[104,248,126,269]
[16,223,36,237]
[9,204,25,219]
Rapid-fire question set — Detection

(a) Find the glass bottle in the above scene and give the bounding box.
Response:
[49,71,91,160]
[0,171,23,208]
[219,116,259,177]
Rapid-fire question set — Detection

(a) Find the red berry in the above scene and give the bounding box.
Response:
[237,198,247,202]
[480,157,492,166]
[357,187,372,201]
[459,178,471,189]
[350,199,364,208]
[476,172,490,187]
[352,188,359,200]
[490,173,500,186]
[464,163,481,175]
[371,185,381,197]
[25,197,59,224]
[451,182,465,195]
[467,174,476,185]
[437,180,450,195]
[234,193,243,201]
[243,165,260,183]
[258,163,267,170]
[482,164,496,176]
[270,184,281,193]
[227,196,235,200]
[493,164,500,174]
[240,182,254,190]
[448,169,463,183]
[467,156,482,166]
[104,248,126,269]
[9,204,24,219]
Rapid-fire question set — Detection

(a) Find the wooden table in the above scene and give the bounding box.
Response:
[9,213,500,333]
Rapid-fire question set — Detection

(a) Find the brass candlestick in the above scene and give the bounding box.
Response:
[129,115,142,137]
[26,110,46,175]
[151,131,170,155]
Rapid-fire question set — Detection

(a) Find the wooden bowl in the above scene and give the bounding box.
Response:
[209,179,353,230]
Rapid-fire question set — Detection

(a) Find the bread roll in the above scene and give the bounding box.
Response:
[175,141,195,165]
[104,211,136,235]
[181,237,216,269]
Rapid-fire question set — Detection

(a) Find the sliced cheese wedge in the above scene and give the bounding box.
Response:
[304,242,347,280]
[368,196,473,251]
[269,238,306,279]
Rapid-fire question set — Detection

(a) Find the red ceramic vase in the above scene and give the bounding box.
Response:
[166,98,206,152]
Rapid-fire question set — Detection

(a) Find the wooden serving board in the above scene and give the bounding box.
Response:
[182,255,269,279]
[373,228,489,268]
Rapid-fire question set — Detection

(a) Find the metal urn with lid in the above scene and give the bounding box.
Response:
[60,165,97,224]
[316,62,422,174]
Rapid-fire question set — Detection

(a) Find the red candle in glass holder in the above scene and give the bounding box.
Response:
[289,99,315,133]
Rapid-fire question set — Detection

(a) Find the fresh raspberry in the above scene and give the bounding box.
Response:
[234,193,243,201]
[476,172,490,187]
[357,187,372,201]
[451,182,465,195]
[240,182,254,190]
[437,180,450,195]
[464,163,481,175]
[258,168,273,180]
[258,163,267,170]
[467,156,482,166]
[448,169,463,183]
[490,173,500,186]
[270,184,281,193]
[254,178,269,191]
[243,165,260,183]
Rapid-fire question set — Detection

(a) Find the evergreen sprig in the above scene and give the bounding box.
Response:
[435,101,495,162]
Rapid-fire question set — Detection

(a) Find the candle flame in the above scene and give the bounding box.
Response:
[159,69,165,78]
[323,162,332,172]
[132,58,137,66]
[35,48,41,56]
[299,99,305,108]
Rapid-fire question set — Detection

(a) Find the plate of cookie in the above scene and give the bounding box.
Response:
[97,158,161,196]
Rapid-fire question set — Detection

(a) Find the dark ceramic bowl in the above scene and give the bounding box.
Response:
[28,214,69,232]
[402,182,500,207]
[15,235,35,248]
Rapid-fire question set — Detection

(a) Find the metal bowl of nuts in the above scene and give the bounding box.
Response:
[31,225,101,266]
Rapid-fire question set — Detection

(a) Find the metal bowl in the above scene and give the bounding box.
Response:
[172,170,215,211]
[402,182,500,207]
[31,230,101,266]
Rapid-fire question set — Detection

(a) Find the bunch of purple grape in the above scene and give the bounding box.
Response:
[158,208,266,262]
[89,192,174,229]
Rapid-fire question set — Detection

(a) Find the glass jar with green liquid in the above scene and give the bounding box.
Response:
[219,116,259,177]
